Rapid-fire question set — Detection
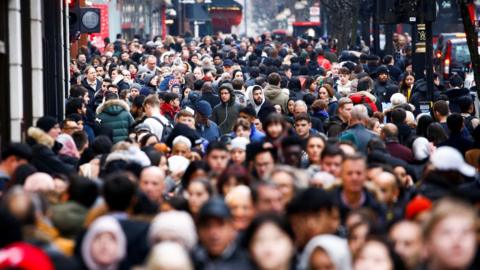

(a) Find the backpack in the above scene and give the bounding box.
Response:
[349,93,378,116]
[148,116,173,143]
[463,114,477,136]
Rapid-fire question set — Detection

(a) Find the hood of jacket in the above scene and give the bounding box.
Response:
[263,83,282,99]
[52,201,88,238]
[246,85,265,109]
[446,87,470,99]
[27,127,55,149]
[96,99,130,115]
[218,83,236,106]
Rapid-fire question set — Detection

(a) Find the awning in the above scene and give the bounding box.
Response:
[208,0,242,11]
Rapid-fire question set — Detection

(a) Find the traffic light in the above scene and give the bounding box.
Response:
[68,0,100,37]
[376,0,436,24]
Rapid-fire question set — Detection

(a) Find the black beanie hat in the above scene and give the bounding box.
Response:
[36,116,58,133]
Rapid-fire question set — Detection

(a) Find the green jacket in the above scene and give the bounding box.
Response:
[96,99,134,143]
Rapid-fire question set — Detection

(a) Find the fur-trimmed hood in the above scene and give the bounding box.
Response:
[96,99,130,115]
[27,127,55,148]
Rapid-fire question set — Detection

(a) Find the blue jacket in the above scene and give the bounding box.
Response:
[196,120,221,142]
[339,124,377,154]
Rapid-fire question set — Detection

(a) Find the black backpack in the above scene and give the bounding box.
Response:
[148,116,173,143]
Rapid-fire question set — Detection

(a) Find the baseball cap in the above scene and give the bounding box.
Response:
[430,146,476,177]
[198,197,231,224]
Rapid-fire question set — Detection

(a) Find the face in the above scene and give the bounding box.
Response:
[130,88,139,98]
[193,68,204,80]
[48,124,61,139]
[405,75,415,87]
[187,181,210,215]
[128,64,137,74]
[354,241,393,270]
[234,72,244,80]
[271,171,295,206]
[62,120,79,135]
[372,173,398,205]
[321,155,343,178]
[295,120,311,138]
[372,121,382,135]
[96,67,105,77]
[349,223,369,256]
[172,143,191,158]
[139,169,165,203]
[253,90,263,105]
[235,126,251,139]
[306,137,325,165]
[378,73,388,83]
[177,116,195,129]
[230,148,246,165]
[266,122,283,139]
[254,119,263,132]
[206,150,230,172]
[83,93,90,105]
[288,100,295,114]
[339,73,349,84]
[255,185,284,214]
[289,211,338,249]
[78,54,87,64]
[341,159,367,194]
[147,57,157,70]
[227,194,255,231]
[254,152,275,180]
[339,103,353,121]
[282,145,303,168]
[250,223,294,270]
[87,67,97,81]
[294,105,307,116]
[90,232,119,267]
[393,166,409,187]
[318,87,329,100]
[220,89,230,103]
[426,215,476,270]
[309,248,335,270]
[274,105,282,114]
[101,82,111,92]
[389,222,423,269]
[198,218,236,257]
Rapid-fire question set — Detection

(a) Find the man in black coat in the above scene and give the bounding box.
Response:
[81,66,102,109]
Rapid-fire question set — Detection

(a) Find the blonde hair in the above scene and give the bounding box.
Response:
[422,197,477,240]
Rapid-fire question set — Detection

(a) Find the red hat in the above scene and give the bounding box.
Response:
[405,195,433,220]
[0,242,54,270]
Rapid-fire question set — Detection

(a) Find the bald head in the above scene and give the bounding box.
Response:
[225,185,252,205]
[381,123,398,141]
[372,171,398,205]
[140,166,166,204]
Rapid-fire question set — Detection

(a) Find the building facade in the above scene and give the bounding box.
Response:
[0,0,69,147]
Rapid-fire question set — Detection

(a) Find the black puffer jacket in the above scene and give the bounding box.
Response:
[26,127,74,175]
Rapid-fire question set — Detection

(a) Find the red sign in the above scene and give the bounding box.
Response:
[89,4,109,52]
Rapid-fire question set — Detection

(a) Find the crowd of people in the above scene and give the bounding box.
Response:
[0,31,480,270]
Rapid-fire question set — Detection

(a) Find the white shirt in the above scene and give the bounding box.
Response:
[143,113,168,140]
